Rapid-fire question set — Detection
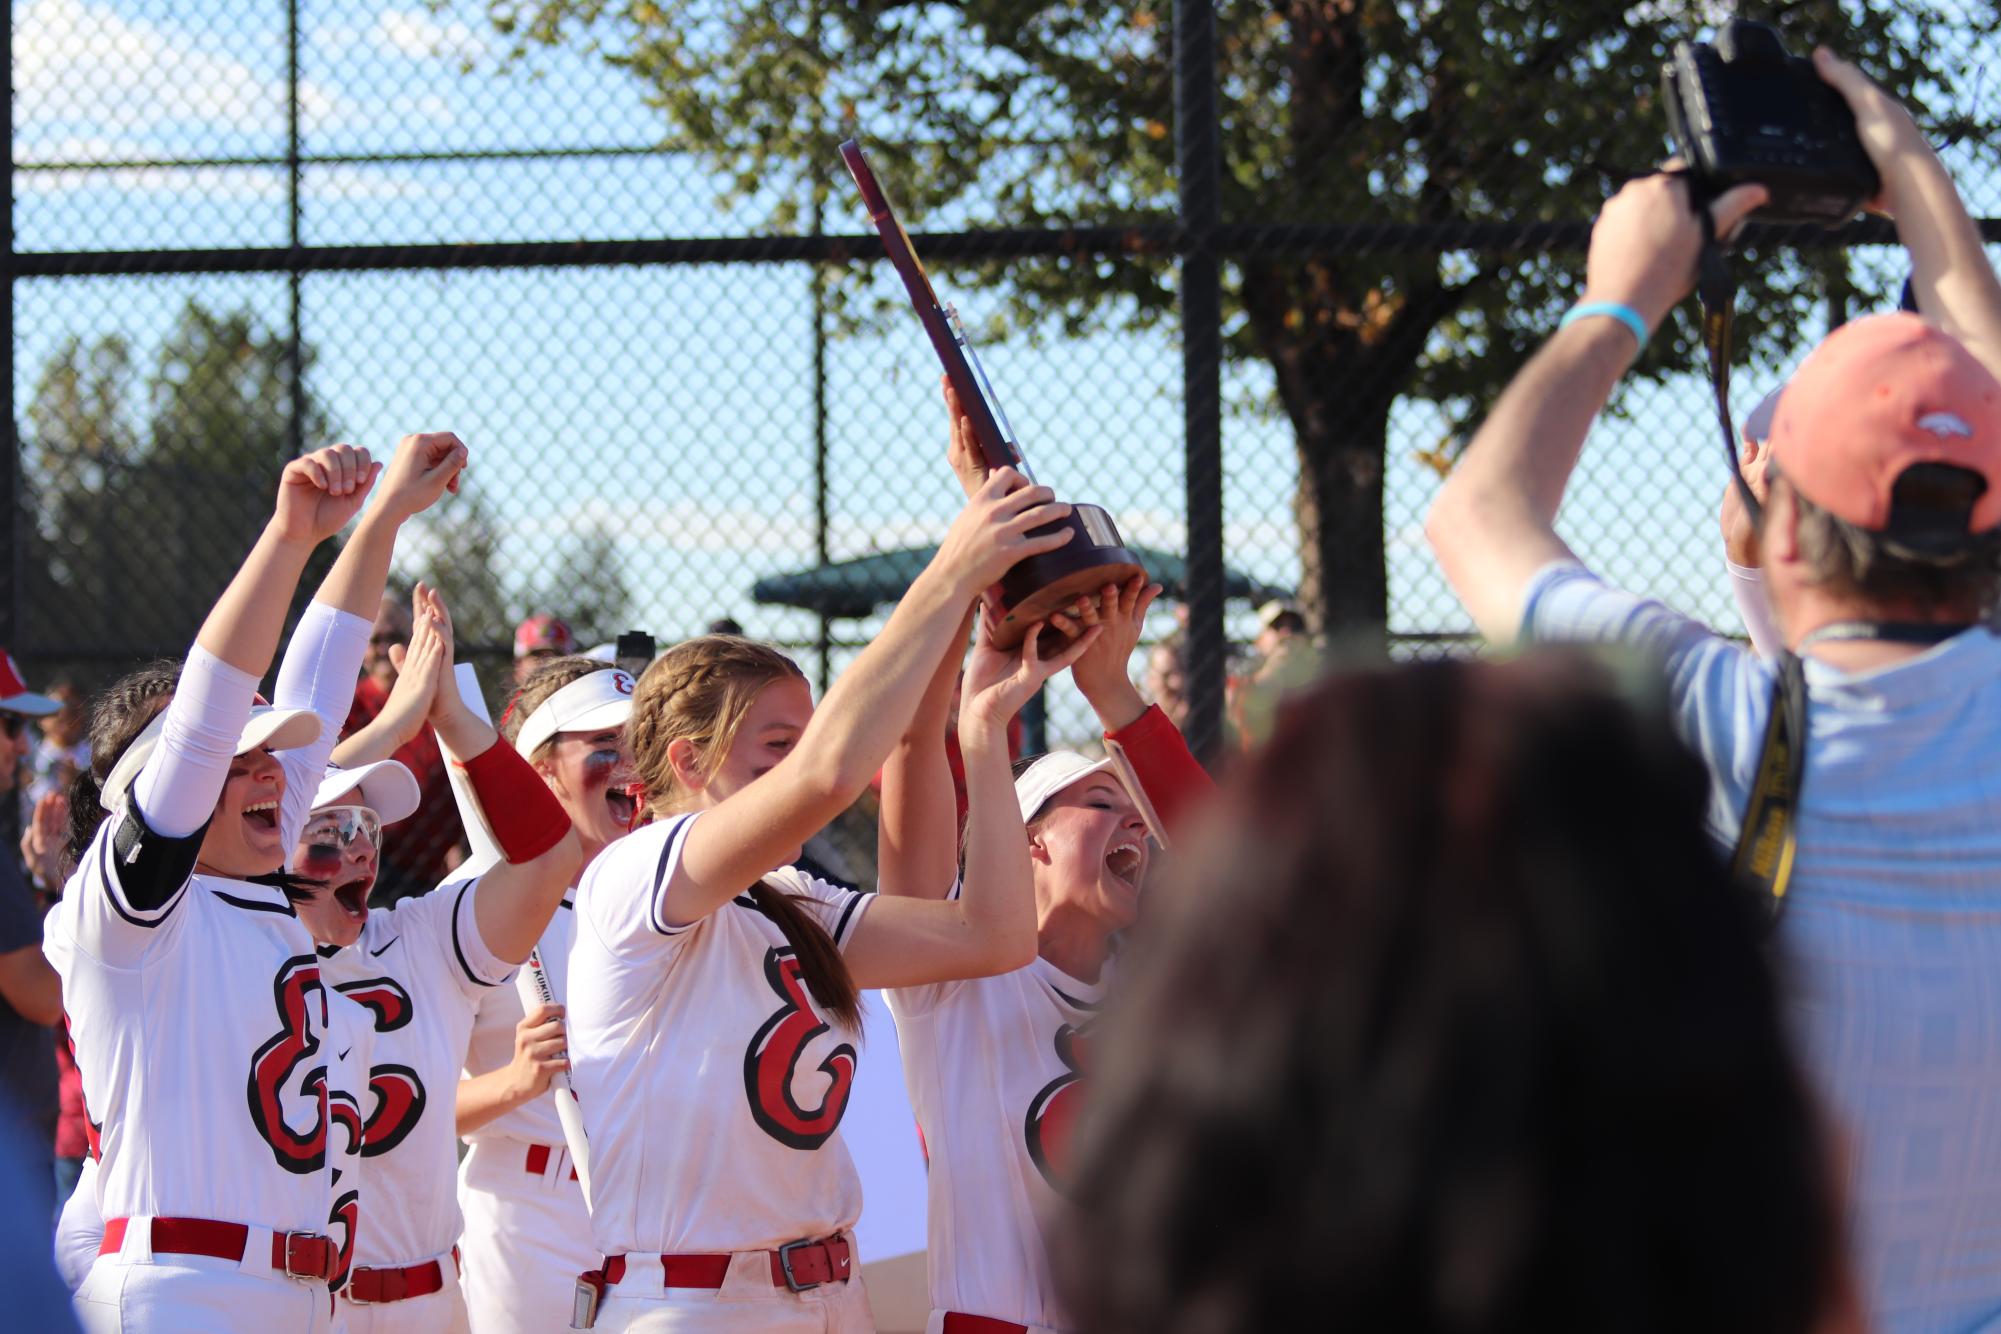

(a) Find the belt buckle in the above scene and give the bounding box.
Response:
[282,1232,331,1284]
[344,1268,374,1305]
[776,1238,822,1292]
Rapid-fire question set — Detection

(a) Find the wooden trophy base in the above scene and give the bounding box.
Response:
[991,504,1145,651]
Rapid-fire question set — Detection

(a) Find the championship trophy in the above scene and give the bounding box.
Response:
[841,139,1144,649]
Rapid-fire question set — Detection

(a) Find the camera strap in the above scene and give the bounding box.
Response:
[1691,223,1801,912]
[1734,649,1806,912]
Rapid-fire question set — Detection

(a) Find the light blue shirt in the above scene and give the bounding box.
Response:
[1524,561,2001,1334]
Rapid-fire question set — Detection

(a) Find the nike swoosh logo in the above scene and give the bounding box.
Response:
[369,937,399,957]
[337,1048,353,1060]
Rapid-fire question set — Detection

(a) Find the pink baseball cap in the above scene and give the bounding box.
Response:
[1768,313,2001,542]
[0,652,60,717]
[514,614,576,658]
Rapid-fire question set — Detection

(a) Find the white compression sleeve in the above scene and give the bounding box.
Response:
[130,644,260,839]
[1728,559,1783,661]
[272,601,371,862]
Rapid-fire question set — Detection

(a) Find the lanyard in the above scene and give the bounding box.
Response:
[1737,622,1970,915]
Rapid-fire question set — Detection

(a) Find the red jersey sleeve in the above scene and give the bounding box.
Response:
[1104,704,1213,838]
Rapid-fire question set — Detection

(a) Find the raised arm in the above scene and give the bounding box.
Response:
[1426,175,1766,644]
[419,585,582,964]
[132,445,377,841]
[328,583,449,768]
[876,605,975,901]
[1815,50,2001,371]
[878,384,1003,901]
[274,436,468,854]
[663,468,1077,926]
[846,620,1099,988]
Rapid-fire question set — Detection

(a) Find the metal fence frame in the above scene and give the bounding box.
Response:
[0,0,1963,761]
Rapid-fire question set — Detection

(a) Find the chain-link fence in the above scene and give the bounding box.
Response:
[9,2,2001,864]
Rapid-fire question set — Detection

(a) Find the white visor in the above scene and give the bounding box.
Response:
[1014,750,1125,824]
[514,668,636,757]
[313,759,421,826]
[103,703,321,813]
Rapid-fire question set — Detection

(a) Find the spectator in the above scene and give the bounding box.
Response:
[27,681,88,808]
[1426,50,2001,1332]
[1062,655,1855,1334]
[0,656,68,1232]
[1232,599,1323,747]
[343,589,465,905]
[0,653,59,847]
[513,612,576,685]
[1144,633,1189,730]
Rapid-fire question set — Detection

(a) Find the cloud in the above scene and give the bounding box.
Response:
[16,0,348,139]
[375,10,490,63]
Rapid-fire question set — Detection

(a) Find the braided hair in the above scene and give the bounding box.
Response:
[631,635,862,1031]
[62,660,181,871]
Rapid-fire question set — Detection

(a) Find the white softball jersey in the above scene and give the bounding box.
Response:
[888,956,1104,1332]
[567,812,874,1258]
[321,874,515,1276]
[458,902,596,1334]
[45,812,363,1245]
[459,902,577,1152]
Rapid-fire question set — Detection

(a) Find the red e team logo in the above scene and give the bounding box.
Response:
[1025,1023,1087,1191]
[743,948,857,1150]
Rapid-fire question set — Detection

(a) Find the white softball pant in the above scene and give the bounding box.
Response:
[457,1138,596,1334]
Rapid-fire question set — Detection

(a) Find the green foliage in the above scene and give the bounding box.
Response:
[21,302,339,658]
[404,479,515,651]
[473,0,2001,625]
[520,521,634,649]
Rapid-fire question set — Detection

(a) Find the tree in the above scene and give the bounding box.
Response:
[21,302,341,656]
[404,479,514,652]
[519,520,633,649]
[479,0,1999,630]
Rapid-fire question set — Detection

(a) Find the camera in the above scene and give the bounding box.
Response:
[1663,21,1879,226]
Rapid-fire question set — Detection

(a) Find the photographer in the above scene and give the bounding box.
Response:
[1428,48,2001,1333]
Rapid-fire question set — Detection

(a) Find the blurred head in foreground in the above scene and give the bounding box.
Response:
[1061,652,1850,1334]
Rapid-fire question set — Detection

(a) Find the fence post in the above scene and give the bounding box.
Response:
[285,0,305,467]
[2,5,16,653]
[1175,0,1224,765]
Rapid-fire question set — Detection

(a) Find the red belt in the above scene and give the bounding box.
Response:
[943,1316,1030,1334]
[100,1216,336,1283]
[523,1143,579,1181]
[346,1246,459,1304]
[602,1234,854,1292]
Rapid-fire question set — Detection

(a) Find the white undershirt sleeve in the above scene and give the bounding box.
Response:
[272,601,371,861]
[1728,559,1783,661]
[130,645,260,839]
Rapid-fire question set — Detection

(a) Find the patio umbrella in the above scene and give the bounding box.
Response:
[751,544,1291,619]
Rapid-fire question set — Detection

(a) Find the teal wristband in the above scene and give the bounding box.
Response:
[1559,301,1650,353]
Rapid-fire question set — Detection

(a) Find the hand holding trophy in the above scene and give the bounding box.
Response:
[842,139,1145,649]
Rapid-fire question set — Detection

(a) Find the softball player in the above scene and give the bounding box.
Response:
[880,576,1213,1334]
[299,586,583,1332]
[566,471,1094,1332]
[455,654,638,1334]
[49,434,466,1333]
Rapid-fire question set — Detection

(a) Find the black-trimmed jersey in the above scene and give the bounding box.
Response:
[568,813,874,1256]
[44,810,361,1237]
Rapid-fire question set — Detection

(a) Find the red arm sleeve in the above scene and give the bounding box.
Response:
[1104,704,1214,838]
[459,738,571,865]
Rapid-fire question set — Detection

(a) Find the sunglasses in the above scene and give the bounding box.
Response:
[0,714,23,738]
[297,805,383,879]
